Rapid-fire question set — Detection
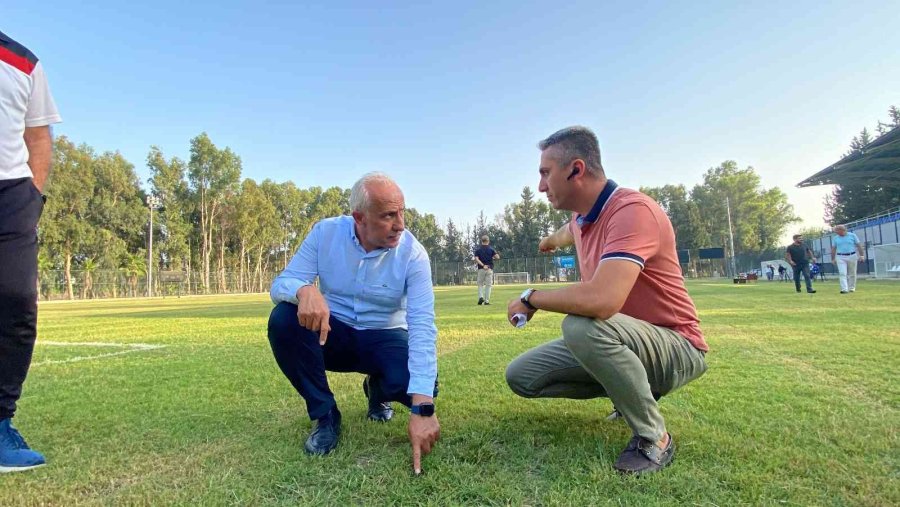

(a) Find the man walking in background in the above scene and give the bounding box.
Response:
[831,225,865,294]
[505,126,708,475]
[473,235,499,305]
[0,30,62,473]
[785,234,816,294]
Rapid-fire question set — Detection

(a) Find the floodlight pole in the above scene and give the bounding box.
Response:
[726,196,737,277]
[146,195,161,297]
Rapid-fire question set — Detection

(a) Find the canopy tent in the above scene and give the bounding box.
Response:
[797,125,900,188]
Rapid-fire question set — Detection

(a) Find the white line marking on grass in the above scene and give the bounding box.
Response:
[32,341,167,366]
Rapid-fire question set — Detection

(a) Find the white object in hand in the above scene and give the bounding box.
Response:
[511,313,528,328]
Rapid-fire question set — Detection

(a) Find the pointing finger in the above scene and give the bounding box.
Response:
[319,322,329,346]
[412,441,422,475]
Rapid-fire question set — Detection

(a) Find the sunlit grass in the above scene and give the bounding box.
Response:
[3,279,898,505]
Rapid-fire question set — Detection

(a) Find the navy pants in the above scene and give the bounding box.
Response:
[268,302,425,420]
[0,178,43,420]
[793,263,813,292]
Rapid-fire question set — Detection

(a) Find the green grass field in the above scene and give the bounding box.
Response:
[3,280,899,505]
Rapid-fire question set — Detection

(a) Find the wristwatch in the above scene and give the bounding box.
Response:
[520,288,538,311]
[411,403,435,417]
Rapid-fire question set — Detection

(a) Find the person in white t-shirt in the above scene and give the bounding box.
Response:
[0,30,61,473]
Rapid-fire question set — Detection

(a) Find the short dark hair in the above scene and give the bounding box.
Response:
[537,126,603,176]
[793,234,802,240]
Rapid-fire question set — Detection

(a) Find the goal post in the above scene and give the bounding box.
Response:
[492,272,531,285]
[873,243,900,278]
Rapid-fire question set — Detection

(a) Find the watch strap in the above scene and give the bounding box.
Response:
[521,288,537,311]
[411,403,435,416]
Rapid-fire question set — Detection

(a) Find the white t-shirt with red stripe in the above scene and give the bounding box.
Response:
[0,31,62,181]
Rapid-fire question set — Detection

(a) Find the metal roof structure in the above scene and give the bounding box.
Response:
[797,125,900,188]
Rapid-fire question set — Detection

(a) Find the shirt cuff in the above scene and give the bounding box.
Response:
[407,374,437,398]
[273,279,311,304]
[25,114,62,127]
[600,251,646,270]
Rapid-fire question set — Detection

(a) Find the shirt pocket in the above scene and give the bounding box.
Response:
[364,284,405,311]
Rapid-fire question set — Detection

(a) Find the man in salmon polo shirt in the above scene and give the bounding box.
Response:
[505,126,708,475]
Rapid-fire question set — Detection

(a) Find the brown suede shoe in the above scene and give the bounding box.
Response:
[613,433,675,475]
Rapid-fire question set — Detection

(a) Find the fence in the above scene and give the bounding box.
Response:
[430,257,582,286]
[38,257,583,301]
[41,252,743,300]
[38,270,280,301]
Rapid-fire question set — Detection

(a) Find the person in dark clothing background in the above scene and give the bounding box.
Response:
[473,235,500,305]
[785,234,816,294]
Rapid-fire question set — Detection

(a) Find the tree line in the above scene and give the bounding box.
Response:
[640,160,798,268]
[38,133,800,298]
[38,133,573,298]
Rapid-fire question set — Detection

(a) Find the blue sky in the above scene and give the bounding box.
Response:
[6,1,899,239]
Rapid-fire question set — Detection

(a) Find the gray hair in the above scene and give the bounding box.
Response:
[349,172,398,212]
[537,126,604,176]
[834,224,847,231]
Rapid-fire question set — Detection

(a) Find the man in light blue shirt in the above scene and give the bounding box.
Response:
[830,224,865,293]
[268,172,439,473]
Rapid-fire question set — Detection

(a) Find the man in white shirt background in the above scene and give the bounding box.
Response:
[0,29,62,473]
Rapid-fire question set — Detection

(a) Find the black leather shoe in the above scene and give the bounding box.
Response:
[304,407,341,455]
[363,376,394,422]
[477,297,484,305]
[614,433,675,475]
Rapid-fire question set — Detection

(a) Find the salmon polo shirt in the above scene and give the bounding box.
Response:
[570,180,708,352]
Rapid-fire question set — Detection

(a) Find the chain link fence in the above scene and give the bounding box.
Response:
[40,253,742,301]
[430,257,582,286]
[39,256,586,300]
[37,270,278,301]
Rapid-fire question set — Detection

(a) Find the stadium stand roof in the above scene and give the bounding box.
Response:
[797,125,900,188]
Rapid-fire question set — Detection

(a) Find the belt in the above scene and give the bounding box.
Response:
[837,252,856,256]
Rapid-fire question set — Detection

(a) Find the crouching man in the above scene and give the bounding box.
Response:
[267,172,439,474]
[506,127,708,475]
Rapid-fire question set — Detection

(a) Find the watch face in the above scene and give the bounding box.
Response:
[415,403,435,417]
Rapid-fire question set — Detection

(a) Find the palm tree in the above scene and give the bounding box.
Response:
[121,253,146,297]
[80,257,98,299]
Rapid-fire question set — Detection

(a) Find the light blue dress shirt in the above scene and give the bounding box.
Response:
[270,215,438,396]
[832,232,860,255]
